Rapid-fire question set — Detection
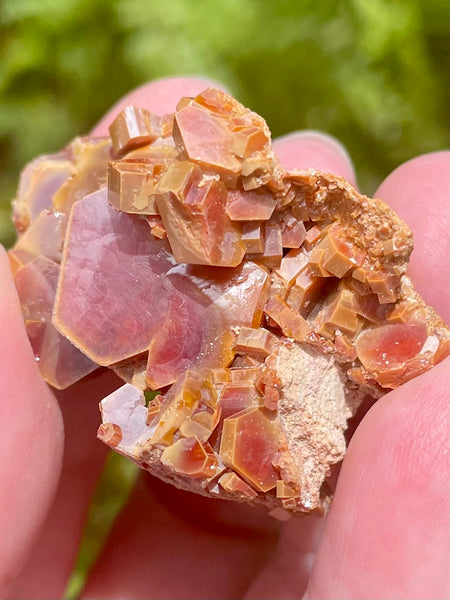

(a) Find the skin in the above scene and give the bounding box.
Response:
[1,77,448,600]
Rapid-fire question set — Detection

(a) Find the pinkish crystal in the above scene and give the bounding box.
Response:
[8,86,448,518]
[14,255,97,389]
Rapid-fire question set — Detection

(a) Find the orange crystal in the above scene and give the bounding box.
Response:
[109,106,161,157]
[220,407,280,492]
[161,437,218,479]
[355,322,428,371]
[9,86,448,517]
[219,472,258,498]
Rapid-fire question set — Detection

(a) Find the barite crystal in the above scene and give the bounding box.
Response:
[10,88,449,515]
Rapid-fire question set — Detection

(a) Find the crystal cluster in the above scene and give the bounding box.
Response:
[10,88,449,517]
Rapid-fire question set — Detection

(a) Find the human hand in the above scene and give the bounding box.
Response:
[1,77,448,600]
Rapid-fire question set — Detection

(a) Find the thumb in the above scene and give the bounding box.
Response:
[303,357,450,600]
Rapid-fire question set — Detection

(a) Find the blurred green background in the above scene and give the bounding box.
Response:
[1,0,449,249]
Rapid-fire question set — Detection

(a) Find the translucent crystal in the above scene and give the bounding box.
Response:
[10,87,449,516]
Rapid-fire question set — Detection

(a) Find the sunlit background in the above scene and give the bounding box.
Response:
[1,0,449,249]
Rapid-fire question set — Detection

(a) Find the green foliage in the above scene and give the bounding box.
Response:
[0,0,448,247]
[144,389,161,406]
[63,451,138,599]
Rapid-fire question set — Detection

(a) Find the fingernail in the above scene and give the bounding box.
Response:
[273,129,357,187]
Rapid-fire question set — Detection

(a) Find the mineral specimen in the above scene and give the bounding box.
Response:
[10,88,449,517]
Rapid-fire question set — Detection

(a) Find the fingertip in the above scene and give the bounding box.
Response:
[92,76,229,136]
[273,130,357,187]
[375,151,450,211]
[375,151,450,320]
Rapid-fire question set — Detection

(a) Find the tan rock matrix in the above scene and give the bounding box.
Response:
[10,88,449,517]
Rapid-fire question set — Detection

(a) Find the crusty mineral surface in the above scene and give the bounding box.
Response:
[10,88,449,517]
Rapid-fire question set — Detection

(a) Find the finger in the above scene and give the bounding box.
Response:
[375,151,450,320]
[9,370,120,600]
[92,76,227,136]
[273,131,357,187]
[0,248,64,597]
[244,516,325,600]
[81,474,279,600]
[303,358,449,599]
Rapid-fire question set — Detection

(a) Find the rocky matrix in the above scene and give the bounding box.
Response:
[10,88,449,518]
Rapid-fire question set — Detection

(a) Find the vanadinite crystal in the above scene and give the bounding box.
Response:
[10,88,449,517]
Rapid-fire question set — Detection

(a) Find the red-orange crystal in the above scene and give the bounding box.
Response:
[9,87,448,516]
[161,437,218,479]
[220,408,280,492]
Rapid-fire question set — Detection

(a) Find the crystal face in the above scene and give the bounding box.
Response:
[10,88,449,516]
